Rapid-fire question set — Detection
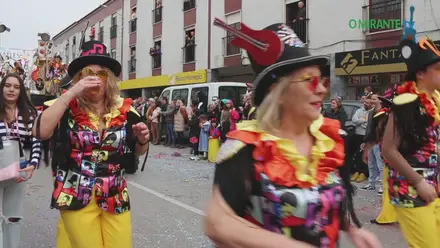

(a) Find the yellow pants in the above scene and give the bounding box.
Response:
[59,193,132,248]
[208,138,220,162]
[396,199,440,248]
[375,166,397,224]
[56,217,71,248]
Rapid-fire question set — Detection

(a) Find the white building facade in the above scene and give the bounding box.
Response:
[52,0,440,99]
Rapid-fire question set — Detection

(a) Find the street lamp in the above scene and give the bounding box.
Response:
[37,32,51,42]
[0,24,11,48]
[0,24,11,33]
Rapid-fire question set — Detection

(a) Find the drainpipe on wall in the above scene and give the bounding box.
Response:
[207,0,212,71]
[121,0,124,80]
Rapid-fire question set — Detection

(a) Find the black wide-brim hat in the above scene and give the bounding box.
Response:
[68,40,121,78]
[399,6,440,81]
[234,23,328,106]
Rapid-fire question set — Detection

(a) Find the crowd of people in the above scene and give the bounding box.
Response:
[131,88,256,161]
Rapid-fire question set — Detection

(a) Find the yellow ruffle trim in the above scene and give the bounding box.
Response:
[87,96,124,128]
[238,115,335,185]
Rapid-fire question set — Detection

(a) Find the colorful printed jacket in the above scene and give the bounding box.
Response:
[387,82,440,208]
[214,116,347,248]
[48,96,140,214]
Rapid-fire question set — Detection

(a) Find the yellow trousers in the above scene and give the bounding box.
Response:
[59,193,132,248]
[56,217,71,248]
[396,199,440,248]
[375,166,397,224]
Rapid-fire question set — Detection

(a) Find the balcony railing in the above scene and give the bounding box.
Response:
[362,0,402,33]
[182,44,196,63]
[285,20,308,44]
[128,58,136,73]
[129,19,137,33]
[183,0,195,11]
[152,54,162,69]
[152,7,163,23]
[222,36,240,56]
[110,25,117,39]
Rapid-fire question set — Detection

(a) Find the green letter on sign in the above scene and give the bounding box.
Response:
[348,19,357,29]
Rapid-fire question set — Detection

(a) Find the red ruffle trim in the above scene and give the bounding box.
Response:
[397,82,436,119]
[69,97,133,130]
[227,118,345,188]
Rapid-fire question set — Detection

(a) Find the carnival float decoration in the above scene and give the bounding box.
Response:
[30,33,68,97]
[0,48,35,93]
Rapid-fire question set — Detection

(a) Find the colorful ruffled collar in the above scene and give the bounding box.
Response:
[237,115,339,186]
[69,96,132,130]
[397,81,440,124]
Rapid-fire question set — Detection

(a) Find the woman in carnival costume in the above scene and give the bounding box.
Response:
[382,6,440,247]
[364,88,398,225]
[34,40,150,248]
[203,21,380,248]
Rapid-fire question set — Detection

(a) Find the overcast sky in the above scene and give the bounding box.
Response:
[0,0,105,50]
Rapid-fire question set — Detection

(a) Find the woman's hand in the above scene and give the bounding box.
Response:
[415,179,438,203]
[347,227,381,248]
[132,122,150,144]
[68,76,102,97]
[16,165,35,183]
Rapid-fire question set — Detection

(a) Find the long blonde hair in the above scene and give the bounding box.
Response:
[72,67,120,116]
[256,76,291,134]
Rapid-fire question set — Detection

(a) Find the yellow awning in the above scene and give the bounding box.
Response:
[118,69,207,90]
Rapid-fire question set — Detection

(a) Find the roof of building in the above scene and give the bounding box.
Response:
[52,0,113,41]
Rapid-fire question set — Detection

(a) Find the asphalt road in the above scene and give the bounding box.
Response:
[19,145,406,248]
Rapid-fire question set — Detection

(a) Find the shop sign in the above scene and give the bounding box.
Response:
[335,40,440,76]
[118,69,207,90]
[169,69,207,85]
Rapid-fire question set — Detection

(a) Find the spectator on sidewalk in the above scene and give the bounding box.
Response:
[323,96,347,127]
[161,99,176,147]
[362,94,384,192]
[159,97,168,145]
[174,100,188,148]
[351,95,373,182]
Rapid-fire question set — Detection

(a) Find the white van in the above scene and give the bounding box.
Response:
[159,82,247,109]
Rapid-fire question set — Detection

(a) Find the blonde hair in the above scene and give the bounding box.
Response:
[71,67,120,116]
[256,76,291,134]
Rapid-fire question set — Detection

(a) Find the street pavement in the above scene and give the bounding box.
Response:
[20,145,406,248]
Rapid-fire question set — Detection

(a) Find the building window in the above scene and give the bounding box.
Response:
[98,21,104,42]
[286,0,308,43]
[150,40,162,69]
[366,0,402,33]
[111,49,116,59]
[65,47,69,64]
[131,6,137,20]
[223,23,241,56]
[98,26,104,42]
[129,46,136,73]
[183,29,195,63]
[183,0,195,11]
[129,19,137,33]
[71,36,76,58]
[110,15,117,39]
[153,1,163,24]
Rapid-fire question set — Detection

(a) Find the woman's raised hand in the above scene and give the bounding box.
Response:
[69,76,101,97]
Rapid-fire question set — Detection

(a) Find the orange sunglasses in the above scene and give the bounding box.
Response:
[80,67,109,81]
